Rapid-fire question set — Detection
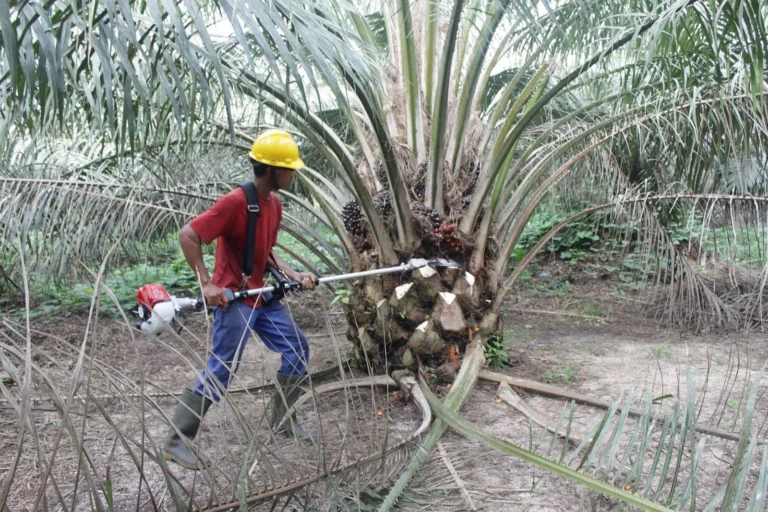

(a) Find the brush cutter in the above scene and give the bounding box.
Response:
[134,258,458,336]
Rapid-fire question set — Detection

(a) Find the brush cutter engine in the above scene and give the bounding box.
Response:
[135,283,200,335]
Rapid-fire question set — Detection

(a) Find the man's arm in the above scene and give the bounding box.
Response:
[179,224,211,285]
[269,251,317,290]
[179,224,229,307]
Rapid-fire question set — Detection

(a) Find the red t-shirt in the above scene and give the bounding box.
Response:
[189,187,282,308]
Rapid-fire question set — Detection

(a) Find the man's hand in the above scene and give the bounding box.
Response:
[270,251,318,292]
[291,272,318,291]
[202,282,230,308]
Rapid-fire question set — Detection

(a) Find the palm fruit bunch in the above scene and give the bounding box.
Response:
[413,181,425,200]
[375,164,388,189]
[411,203,442,230]
[436,221,463,253]
[341,200,366,236]
[373,192,393,218]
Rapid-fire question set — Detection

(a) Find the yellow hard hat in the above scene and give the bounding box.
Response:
[249,129,305,170]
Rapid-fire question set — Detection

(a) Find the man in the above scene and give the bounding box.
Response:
[163,129,318,470]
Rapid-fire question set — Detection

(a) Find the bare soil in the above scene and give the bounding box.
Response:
[2,277,767,511]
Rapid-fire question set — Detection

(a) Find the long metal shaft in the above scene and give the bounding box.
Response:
[238,262,413,299]
[319,262,413,283]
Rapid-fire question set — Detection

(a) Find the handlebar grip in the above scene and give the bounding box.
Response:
[196,289,237,308]
[295,276,319,290]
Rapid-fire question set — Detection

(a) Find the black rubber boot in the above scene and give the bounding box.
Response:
[271,373,314,443]
[163,389,213,470]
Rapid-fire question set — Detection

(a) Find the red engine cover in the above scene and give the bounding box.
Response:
[137,283,171,309]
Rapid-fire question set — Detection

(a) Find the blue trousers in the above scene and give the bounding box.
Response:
[193,298,309,402]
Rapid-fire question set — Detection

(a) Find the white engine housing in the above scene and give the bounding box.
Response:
[138,300,178,335]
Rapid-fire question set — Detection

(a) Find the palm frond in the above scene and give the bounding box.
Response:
[395,0,425,160]
[425,0,463,215]
[470,366,767,510]
[422,377,674,511]
[446,0,511,176]
[422,0,439,113]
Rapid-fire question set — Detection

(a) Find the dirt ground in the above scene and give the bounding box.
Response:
[2,279,768,511]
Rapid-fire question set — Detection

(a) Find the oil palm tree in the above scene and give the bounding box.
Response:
[3,0,766,354]
[2,0,768,509]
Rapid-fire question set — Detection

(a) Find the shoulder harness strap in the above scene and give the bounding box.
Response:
[239,181,260,290]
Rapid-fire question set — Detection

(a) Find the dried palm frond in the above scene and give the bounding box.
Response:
[427,364,768,511]
[0,270,426,510]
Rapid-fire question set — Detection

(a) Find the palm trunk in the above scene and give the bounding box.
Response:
[343,246,500,373]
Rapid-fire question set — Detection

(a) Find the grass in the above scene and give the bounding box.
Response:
[523,280,573,299]
[485,332,511,369]
[330,288,353,305]
[650,342,671,360]
[542,363,577,384]
[579,303,610,318]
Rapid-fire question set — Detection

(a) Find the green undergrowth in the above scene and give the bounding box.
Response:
[513,206,768,267]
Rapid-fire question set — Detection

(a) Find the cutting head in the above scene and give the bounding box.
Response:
[406,258,459,270]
